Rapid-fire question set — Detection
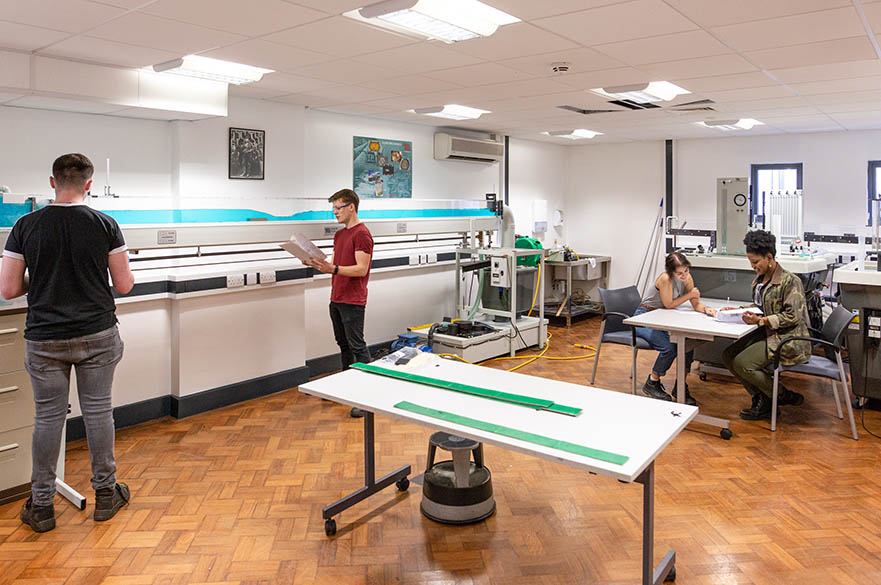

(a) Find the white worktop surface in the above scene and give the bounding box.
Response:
[687,253,834,273]
[299,355,697,483]
[833,260,881,286]
[624,298,757,340]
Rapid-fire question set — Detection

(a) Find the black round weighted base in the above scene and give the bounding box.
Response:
[396,477,410,491]
[699,372,707,381]
[720,428,733,440]
[324,518,336,536]
[665,566,676,582]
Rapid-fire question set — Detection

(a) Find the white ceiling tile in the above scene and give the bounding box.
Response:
[141,0,327,37]
[718,96,809,111]
[88,12,246,54]
[228,84,294,99]
[770,60,881,84]
[351,43,484,75]
[482,0,630,20]
[863,2,881,33]
[710,7,866,52]
[789,76,881,96]
[0,0,125,33]
[268,92,348,107]
[280,0,366,15]
[111,106,216,120]
[676,72,777,93]
[40,36,178,68]
[593,30,730,66]
[298,84,398,102]
[471,78,577,99]
[0,50,29,88]
[320,103,397,116]
[0,21,69,51]
[448,22,577,61]
[365,95,446,110]
[423,63,532,86]
[200,39,334,72]
[701,85,795,103]
[498,47,625,77]
[554,67,655,90]
[721,106,821,119]
[88,0,156,8]
[293,59,398,83]
[358,74,461,94]
[763,114,842,130]
[664,0,851,28]
[248,71,342,93]
[5,95,126,114]
[744,37,877,70]
[264,16,417,58]
[815,101,881,114]
[805,89,881,106]
[825,112,881,130]
[638,54,757,79]
[534,0,697,46]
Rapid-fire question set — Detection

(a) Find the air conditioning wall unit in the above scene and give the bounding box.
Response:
[434,132,504,164]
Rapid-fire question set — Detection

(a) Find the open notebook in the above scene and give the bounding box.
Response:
[715,307,761,323]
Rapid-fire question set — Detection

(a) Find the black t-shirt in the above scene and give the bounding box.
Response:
[3,204,127,341]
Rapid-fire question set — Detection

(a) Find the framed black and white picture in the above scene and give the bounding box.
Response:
[229,127,265,180]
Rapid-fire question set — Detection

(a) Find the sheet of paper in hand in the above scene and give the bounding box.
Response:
[715,307,762,323]
[280,233,327,263]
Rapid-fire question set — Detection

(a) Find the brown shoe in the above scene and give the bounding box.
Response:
[20,497,55,533]
[94,483,130,522]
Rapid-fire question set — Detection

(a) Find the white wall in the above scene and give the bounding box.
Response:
[0,105,172,197]
[565,141,666,290]
[303,110,500,199]
[507,137,568,246]
[675,130,881,236]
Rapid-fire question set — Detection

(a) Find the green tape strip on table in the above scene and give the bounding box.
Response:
[395,401,628,465]
[352,362,581,416]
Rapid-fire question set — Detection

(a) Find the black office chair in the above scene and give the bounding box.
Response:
[590,286,651,394]
[771,305,858,440]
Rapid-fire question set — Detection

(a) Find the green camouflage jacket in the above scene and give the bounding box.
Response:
[752,263,811,366]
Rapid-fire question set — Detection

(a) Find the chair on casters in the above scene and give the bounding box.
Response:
[590,286,651,394]
[771,305,859,440]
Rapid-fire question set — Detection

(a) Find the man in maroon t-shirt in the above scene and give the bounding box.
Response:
[306,188,373,417]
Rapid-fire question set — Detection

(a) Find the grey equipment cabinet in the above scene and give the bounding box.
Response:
[0,310,35,505]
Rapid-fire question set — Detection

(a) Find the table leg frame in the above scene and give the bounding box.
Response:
[672,333,732,439]
[636,462,676,585]
[322,411,411,522]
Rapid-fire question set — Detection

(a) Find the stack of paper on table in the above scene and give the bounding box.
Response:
[715,307,761,323]
[280,233,326,263]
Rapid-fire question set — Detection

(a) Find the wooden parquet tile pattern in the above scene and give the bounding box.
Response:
[3,317,881,584]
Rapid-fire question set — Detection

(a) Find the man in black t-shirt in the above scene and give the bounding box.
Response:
[0,153,135,532]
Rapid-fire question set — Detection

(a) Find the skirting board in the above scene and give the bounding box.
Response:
[305,340,394,378]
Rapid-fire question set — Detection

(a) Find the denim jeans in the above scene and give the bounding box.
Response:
[633,306,694,377]
[329,302,370,370]
[25,325,124,506]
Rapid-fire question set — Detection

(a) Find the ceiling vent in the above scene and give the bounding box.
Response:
[556,105,619,115]
[670,98,717,112]
[434,132,504,163]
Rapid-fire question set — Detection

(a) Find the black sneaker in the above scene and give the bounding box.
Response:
[349,407,365,418]
[94,482,130,522]
[778,387,804,406]
[739,393,776,421]
[642,376,672,401]
[671,381,697,406]
[20,497,55,533]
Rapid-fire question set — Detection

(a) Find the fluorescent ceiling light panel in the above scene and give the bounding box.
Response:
[152,55,273,85]
[409,104,490,120]
[352,0,519,43]
[543,129,602,140]
[590,81,690,103]
[696,118,764,131]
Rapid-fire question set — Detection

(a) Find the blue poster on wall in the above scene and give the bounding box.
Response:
[353,136,412,198]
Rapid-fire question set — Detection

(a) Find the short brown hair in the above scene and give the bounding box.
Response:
[328,188,359,211]
[664,252,691,276]
[52,153,94,189]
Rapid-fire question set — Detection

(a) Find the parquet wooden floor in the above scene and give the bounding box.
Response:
[3,316,881,585]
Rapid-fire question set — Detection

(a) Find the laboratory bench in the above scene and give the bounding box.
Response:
[543,255,611,327]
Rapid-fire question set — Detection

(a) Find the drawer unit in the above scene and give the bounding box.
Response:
[0,312,26,374]
[0,370,33,431]
[0,426,33,494]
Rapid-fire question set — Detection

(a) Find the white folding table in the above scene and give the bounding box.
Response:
[300,356,697,585]
[624,299,757,440]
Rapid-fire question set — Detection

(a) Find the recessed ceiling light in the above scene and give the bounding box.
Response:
[696,118,764,131]
[543,129,602,140]
[409,104,490,120]
[590,81,690,104]
[346,0,519,43]
[152,56,273,85]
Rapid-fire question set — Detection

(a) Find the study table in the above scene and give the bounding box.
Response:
[624,299,757,440]
[300,355,697,585]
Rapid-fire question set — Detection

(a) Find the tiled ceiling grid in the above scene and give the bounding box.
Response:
[1,0,880,143]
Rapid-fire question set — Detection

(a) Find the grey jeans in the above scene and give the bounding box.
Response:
[25,325,124,506]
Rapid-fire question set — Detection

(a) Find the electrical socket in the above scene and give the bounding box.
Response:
[409,254,418,266]
[418,254,425,264]
[245,272,258,285]
[259,271,276,284]
[428,252,437,264]
[226,274,244,288]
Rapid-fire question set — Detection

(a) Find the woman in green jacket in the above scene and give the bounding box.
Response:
[722,230,812,421]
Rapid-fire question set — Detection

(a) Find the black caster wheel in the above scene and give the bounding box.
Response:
[699,372,707,381]
[324,518,336,536]
[720,428,733,440]
[664,566,676,582]
[396,477,410,491]
[853,398,864,410]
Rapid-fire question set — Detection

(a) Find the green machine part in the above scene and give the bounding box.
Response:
[515,236,543,266]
